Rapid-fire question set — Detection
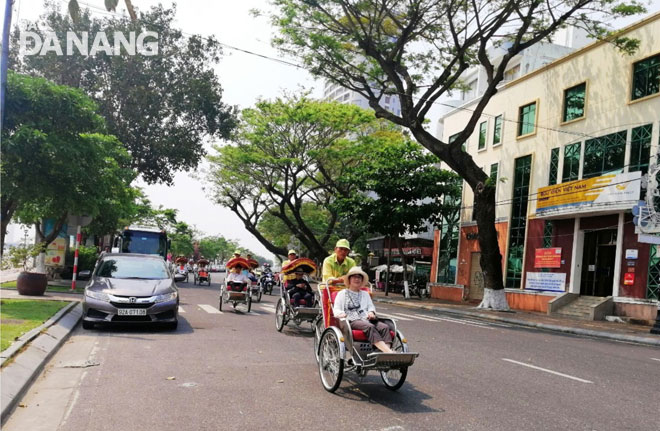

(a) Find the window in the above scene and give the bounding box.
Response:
[562,143,581,182]
[478,121,487,150]
[504,64,520,81]
[563,82,586,122]
[583,131,626,179]
[549,147,560,185]
[632,54,660,100]
[492,115,503,146]
[437,178,462,284]
[629,124,652,175]
[517,102,536,137]
[506,155,532,288]
[543,221,554,249]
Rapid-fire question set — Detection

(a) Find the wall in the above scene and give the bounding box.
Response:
[456,222,508,287]
[505,291,556,313]
[619,214,651,298]
[523,218,575,289]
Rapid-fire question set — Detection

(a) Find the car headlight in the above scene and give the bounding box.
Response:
[154,291,178,303]
[85,290,110,302]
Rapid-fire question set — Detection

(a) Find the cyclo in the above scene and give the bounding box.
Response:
[219,257,252,312]
[275,258,321,332]
[194,258,211,286]
[247,257,262,302]
[314,274,419,393]
[174,256,189,283]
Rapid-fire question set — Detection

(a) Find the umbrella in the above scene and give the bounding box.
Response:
[282,258,317,274]
[226,257,250,270]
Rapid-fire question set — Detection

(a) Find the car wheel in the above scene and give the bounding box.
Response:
[164,320,178,331]
[82,320,94,330]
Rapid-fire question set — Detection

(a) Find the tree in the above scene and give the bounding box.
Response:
[270,0,645,309]
[68,0,137,22]
[198,235,238,262]
[334,134,461,292]
[207,94,380,262]
[1,72,134,265]
[13,4,237,184]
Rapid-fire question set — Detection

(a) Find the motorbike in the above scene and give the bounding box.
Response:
[260,273,275,295]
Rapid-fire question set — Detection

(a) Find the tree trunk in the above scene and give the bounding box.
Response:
[473,185,509,310]
[0,198,17,255]
[397,237,409,299]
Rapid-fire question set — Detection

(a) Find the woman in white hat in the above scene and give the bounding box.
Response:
[333,266,393,353]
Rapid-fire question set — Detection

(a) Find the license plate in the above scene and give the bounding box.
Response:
[117,309,147,316]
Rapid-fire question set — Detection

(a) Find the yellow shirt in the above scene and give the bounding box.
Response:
[321,253,356,283]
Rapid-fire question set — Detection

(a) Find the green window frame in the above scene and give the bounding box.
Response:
[518,102,536,137]
[543,221,554,249]
[647,245,660,300]
[583,131,626,179]
[506,155,532,288]
[632,54,660,101]
[437,179,462,284]
[563,82,586,122]
[492,115,503,146]
[548,148,560,185]
[629,124,652,175]
[562,143,581,182]
[490,163,499,185]
[478,121,487,150]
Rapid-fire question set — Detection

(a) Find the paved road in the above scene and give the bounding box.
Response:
[4,275,659,431]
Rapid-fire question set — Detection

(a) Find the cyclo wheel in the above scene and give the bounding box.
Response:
[257,289,262,303]
[318,330,344,393]
[246,293,252,313]
[313,316,324,363]
[275,298,286,332]
[380,334,408,391]
[218,291,224,311]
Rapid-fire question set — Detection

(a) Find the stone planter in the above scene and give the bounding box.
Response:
[16,271,48,296]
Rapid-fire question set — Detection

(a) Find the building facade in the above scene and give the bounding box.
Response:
[431,12,660,319]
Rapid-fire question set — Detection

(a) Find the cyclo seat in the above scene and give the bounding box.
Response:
[321,283,394,342]
[289,298,309,306]
[226,281,247,291]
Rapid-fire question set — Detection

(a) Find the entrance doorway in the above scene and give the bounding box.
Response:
[580,229,617,296]
[468,252,484,301]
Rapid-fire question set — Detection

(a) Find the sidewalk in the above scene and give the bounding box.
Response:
[370,290,660,347]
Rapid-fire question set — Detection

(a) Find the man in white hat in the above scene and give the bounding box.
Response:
[322,239,356,284]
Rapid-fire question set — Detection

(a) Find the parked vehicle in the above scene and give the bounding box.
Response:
[112,225,170,260]
[81,254,179,330]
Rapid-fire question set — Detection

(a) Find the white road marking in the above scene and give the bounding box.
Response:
[392,312,438,322]
[260,303,275,308]
[651,358,660,362]
[502,358,593,384]
[377,312,413,321]
[419,314,494,329]
[258,306,275,313]
[178,306,185,313]
[198,304,223,314]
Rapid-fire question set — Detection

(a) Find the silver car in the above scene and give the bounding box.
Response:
[82,253,179,330]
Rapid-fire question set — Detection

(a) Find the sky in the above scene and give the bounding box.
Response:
[5,0,660,259]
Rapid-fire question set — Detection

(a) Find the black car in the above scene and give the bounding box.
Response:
[82,253,179,330]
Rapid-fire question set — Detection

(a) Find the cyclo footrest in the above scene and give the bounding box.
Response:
[365,352,419,369]
[293,307,320,316]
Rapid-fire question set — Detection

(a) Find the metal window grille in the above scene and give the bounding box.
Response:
[583,131,627,179]
[562,142,581,182]
[549,147,559,185]
[543,221,554,248]
[506,155,532,288]
[647,245,660,300]
[629,124,652,175]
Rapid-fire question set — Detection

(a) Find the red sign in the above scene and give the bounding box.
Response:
[534,248,562,268]
[623,273,635,285]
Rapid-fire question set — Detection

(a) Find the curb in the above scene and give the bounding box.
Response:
[373,297,660,347]
[0,302,82,425]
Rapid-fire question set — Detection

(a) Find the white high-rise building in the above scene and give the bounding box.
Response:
[322,81,402,117]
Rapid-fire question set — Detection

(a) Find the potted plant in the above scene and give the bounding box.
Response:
[7,244,47,295]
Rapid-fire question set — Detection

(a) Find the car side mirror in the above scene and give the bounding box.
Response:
[78,270,91,280]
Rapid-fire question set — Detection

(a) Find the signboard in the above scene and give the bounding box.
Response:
[625,249,638,260]
[525,272,566,292]
[534,248,562,268]
[384,247,433,257]
[536,171,641,216]
[623,273,635,285]
[45,237,67,266]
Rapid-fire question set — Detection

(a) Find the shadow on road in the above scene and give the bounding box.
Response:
[90,315,194,338]
[334,377,441,414]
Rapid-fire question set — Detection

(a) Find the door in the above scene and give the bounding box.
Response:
[468,252,484,301]
[580,229,617,296]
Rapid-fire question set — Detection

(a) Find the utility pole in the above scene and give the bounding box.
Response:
[0,0,13,133]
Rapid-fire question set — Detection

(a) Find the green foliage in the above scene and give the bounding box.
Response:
[13,4,237,184]
[3,244,41,271]
[65,245,98,272]
[1,72,134,250]
[334,136,461,238]
[198,236,237,262]
[207,94,382,260]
